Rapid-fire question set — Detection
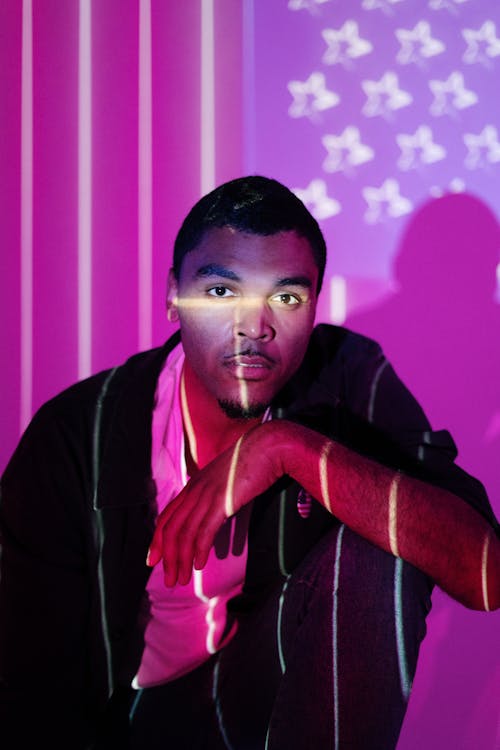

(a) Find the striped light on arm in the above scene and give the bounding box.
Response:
[388,472,402,558]
[224,435,244,518]
[481,531,492,612]
[319,440,333,513]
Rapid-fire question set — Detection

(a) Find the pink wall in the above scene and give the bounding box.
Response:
[1,1,499,746]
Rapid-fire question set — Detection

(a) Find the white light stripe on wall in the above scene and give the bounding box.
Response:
[330,275,347,325]
[20,0,33,434]
[242,0,256,174]
[201,0,215,194]
[138,0,152,351]
[78,0,92,380]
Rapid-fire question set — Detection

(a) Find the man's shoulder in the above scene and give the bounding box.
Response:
[33,333,181,425]
[309,323,384,368]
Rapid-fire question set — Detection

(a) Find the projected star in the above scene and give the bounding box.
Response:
[429,72,477,116]
[396,21,445,64]
[463,21,500,65]
[288,0,332,12]
[362,72,412,118]
[429,178,465,197]
[293,179,341,220]
[362,179,413,224]
[288,72,340,119]
[428,0,469,11]
[464,126,500,169]
[396,126,446,170]
[362,0,404,12]
[322,21,373,67]
[322,127,374,173]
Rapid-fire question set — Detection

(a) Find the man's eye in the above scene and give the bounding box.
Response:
[207,286,235,298]
[271,292,301,306]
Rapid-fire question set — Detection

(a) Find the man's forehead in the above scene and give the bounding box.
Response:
[180,226,318,282]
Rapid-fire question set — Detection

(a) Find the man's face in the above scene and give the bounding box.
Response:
[167,227,319,417]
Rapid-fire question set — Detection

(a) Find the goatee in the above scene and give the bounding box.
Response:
[218,399,269,420]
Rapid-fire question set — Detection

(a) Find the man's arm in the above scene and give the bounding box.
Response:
[148,419,499,611]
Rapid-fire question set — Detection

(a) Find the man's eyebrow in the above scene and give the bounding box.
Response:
[195,264,241,281]
[276,276,313,289]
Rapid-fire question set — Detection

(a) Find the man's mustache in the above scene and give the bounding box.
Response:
[224,348,276,364]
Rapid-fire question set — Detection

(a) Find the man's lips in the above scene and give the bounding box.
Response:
[223,351,277,378]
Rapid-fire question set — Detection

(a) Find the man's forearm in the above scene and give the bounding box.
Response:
[148,418,499,605]
[271,420,499,611]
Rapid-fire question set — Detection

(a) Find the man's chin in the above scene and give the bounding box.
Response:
[217,399,269,420]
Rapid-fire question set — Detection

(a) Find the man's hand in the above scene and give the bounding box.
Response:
[146,422,285,586]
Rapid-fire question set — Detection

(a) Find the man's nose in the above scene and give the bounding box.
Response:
[233,299,275,341]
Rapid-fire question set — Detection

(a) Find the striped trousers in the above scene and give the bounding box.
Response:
[127,525,433,750]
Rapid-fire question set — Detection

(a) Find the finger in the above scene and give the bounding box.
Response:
[192,508,227,571]
[146,492,188,566]
[175,495,225,582]
[161,507,196,587]
[173,523,199,586]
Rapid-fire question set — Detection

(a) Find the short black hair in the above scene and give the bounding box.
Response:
[173,176,327,292]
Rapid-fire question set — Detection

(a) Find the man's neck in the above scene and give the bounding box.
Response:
[181,359,261,471]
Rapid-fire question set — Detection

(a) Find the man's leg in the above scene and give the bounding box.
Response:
[128,657,226,750]
[215,524,433,750]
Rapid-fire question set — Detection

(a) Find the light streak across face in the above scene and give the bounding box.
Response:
[169,228,319,422]
[233,304,250,412]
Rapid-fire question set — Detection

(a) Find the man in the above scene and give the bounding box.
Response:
[1,176,498,749]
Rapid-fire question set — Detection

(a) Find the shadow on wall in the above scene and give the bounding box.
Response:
[346,192,500,750]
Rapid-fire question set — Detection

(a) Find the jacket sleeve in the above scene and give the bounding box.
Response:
[360,343,499,533]
[0,397,98,749]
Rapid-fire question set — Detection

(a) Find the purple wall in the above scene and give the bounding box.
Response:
[1,0,499,746]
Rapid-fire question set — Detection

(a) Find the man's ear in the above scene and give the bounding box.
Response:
[166,269,180,323]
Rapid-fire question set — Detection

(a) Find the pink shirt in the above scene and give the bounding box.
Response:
[133,345,248,688]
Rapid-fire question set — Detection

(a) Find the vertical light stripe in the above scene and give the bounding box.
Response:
[92,366,118,509]
[274,407,289,578]
[242,0,255,173]
[200,0,215,194]
[332,524,345,750]
[367,358,389,424]
[278,489,289,577]
[204,595,219,654]
[394,557,412,700]
[233,309,249,410]
[78,0,92,379]
[319,440,333,513]
[128,688,144,719]
[277,576,291,674]
[180,369,198,465]
[193,568,219,654]
[225,435,244,517]
[388,472,401,557]
[92,370,120,698]
[330,275,347,325]
[20,0,33,433]
[212,659,235,750]
[138,0,152,350]
[481,531,491,612]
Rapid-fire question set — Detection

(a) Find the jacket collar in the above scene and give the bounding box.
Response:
[94,332,181,509]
